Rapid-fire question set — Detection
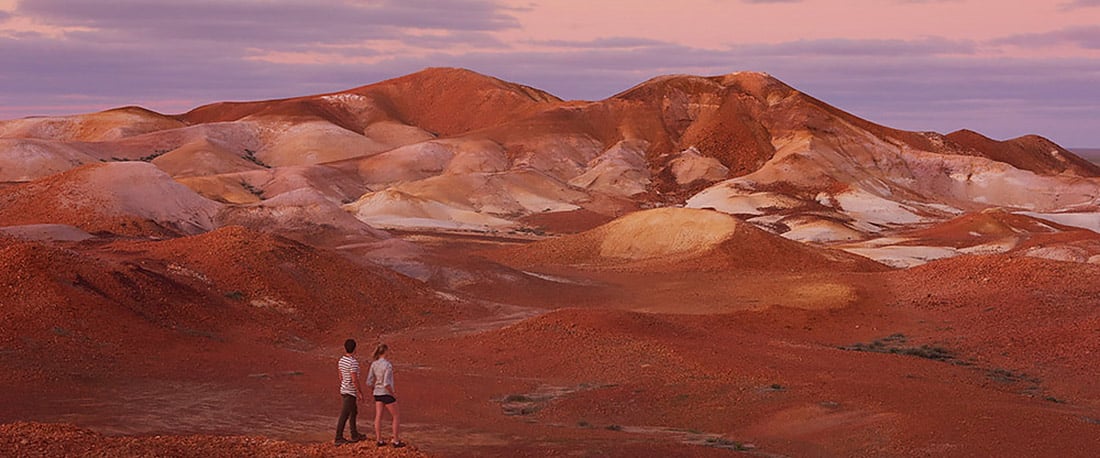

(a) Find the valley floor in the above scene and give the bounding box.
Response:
[3,232,1100,457]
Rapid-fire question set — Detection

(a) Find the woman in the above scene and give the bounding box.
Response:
[367,343,404,448]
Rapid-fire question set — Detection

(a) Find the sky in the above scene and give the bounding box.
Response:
[1,0,1099,146]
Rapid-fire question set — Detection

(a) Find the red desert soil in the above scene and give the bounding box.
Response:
[6,224,1099,456]
[0,422,427,458]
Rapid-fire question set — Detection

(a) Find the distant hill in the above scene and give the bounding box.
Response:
[1073,148,1100,165]
[2,67,1099,267]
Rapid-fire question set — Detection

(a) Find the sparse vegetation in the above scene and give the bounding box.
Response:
[839,334,962,364]
[515,226,547,236]
[843,335,1052,399]
[500,393,540,416]
[503,394,533,403]
[243,149,271,168]
[239,181,264,198]
[986,368,1040,386]
[224,291,245,301]
[106,150,168,162]
[704,437,749,451]
[138,149,169,162]
[605,424,622,431]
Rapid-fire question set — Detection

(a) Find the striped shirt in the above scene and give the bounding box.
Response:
[366,358,395,396]
[338,355,360,397]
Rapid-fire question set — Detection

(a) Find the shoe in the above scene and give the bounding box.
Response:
[334,437,351,446]
[351,433,367,442]
[376,440,387,447]
[393,440,407,448]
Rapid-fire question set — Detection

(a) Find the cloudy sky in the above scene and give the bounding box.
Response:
[1,0,1098,146]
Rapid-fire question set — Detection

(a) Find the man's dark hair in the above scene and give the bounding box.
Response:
[344,339,356,353]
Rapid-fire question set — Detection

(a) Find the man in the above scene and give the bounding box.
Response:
[335,338,368,445]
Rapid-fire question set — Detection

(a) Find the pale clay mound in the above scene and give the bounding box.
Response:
[254,164,368,203]
[251,119,435,168]
[69,121,266,163]
[568,140,652,197]
[79,162,222,233]
[357,138,509,185]
[346,169,587,230]
[0,224,93,242]
[257,120,395,166]
[177,164,368,205]
[345,189,516,230]
[0,138,98,181]
[217,187,388,243]
[0,108,184,142]
[667,146,730,185]
[5,162,223,234]
[595,207,739,260]
[177,174,267,205]
[151,138,264,178]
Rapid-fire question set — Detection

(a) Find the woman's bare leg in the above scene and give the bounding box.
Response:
[374,401,384,442]
[385,402,401,442]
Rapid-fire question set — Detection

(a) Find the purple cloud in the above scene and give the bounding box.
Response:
[17,0,519,47]
[992,25,1100,50]
[735,37,976,57]
[532,37,671,49]
[1062,0,1100,9]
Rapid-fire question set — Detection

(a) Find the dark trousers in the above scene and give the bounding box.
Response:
[336,394,359,439]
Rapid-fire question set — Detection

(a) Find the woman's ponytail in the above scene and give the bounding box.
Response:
[373,343,388,361]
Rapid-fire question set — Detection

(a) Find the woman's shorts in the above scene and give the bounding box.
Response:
[374,395,397,404]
